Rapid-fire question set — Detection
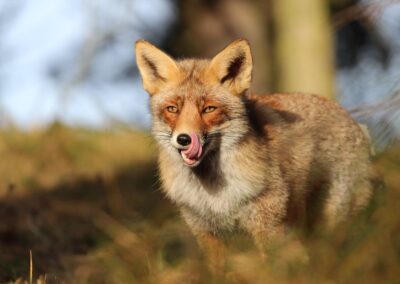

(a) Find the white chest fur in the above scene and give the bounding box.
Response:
[160,149,267,229]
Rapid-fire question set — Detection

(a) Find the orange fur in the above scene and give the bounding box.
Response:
[135,39,374,274]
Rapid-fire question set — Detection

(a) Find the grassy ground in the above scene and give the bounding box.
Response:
[0,124,399,283]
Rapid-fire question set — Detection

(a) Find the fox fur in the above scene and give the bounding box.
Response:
[135,39,373,269]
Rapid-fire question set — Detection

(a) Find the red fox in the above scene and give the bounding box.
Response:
[135,39,373,271]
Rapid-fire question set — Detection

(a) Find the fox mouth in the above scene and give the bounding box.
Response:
[179,133,203,167]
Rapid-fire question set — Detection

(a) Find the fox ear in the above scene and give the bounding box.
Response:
[207,39,253,95]
[135,40,179,95]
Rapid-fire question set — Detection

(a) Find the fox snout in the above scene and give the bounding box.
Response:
[171,132,204,167]
[171,132,198,149]
[176,133,191,146]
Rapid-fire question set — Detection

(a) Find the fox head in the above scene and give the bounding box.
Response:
[135,39,253,167]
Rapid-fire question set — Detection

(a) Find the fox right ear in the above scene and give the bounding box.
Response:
[207,39,253,95]
[135,40,180,95]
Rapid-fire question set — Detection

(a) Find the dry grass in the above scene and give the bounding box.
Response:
[0,124,399,283]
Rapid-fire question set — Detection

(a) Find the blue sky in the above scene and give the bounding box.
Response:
[0,0,174,128]
[0,0,399,137]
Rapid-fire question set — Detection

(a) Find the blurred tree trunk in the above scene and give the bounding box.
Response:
[273,0,335,99]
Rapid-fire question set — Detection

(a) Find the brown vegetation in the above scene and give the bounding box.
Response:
[0,125,399,283]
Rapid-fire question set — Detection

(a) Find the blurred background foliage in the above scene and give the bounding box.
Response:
[0,0,400,283]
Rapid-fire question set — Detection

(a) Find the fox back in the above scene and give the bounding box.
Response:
[135,39,373,253]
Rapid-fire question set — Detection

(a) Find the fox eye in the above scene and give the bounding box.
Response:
[203,106,217,113]
[166,106,178,113]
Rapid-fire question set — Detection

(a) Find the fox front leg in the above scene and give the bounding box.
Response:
[180,208,226,276]
[240,191,309,264]
[245,220,287,261]
[240,189,290,260]
[195,231,226,276]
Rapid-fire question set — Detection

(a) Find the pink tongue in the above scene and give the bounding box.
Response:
[182,133,202,159]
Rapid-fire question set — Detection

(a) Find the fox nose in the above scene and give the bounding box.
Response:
[177,134,191,146]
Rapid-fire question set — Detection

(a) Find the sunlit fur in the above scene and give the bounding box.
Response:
[136,39,374,273]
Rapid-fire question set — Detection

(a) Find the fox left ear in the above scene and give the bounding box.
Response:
[135,40,180,95]
[207,39,253,95]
